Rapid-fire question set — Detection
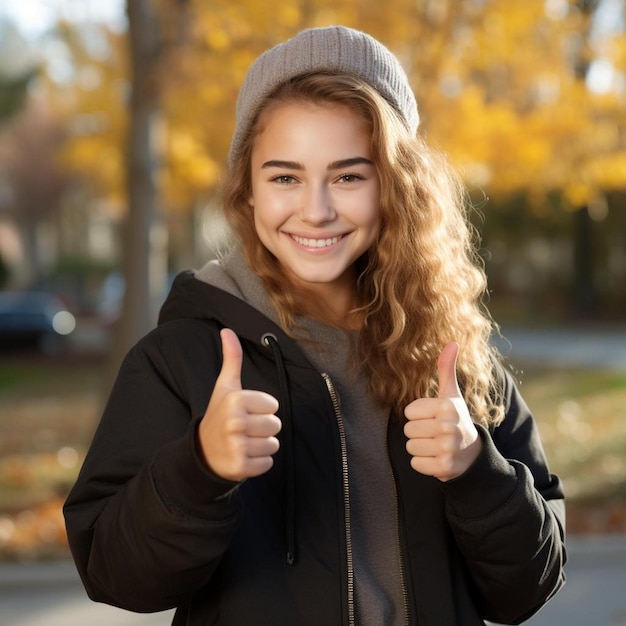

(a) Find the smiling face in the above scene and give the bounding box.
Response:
[249,101,381,309]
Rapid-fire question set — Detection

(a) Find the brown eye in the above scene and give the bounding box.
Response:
[337,173,364,183]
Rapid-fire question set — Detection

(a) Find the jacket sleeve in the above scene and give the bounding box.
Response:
[63,320,239,613]
[441,367,566,625]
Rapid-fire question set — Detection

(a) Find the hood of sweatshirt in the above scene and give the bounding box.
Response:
[158,245,314,371]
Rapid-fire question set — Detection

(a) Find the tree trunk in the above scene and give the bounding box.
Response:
[569,0,602,319]
[108,0,167,377]
[572,206,597,318]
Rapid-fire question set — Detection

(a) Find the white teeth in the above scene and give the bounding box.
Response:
[292,235,341,248]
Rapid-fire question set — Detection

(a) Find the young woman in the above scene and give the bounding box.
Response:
[64,26,566,625]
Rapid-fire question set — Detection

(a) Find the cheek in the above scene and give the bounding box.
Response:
[253,191,292,228]
[252,202,282,249]
[359,196,382,238]
[350,180,380,223]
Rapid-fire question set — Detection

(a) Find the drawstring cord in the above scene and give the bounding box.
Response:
[262,333,297,566]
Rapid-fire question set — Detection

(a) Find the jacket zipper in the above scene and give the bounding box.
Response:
[322,372,355,626]
[393,480,412,626]
[388,419,414,626]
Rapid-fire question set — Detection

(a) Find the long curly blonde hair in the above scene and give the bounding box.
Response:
[222,72,504,426]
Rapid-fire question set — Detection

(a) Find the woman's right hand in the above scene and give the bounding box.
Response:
[198,328,281,481]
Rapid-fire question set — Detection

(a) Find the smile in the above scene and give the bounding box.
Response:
[290,234,344,248]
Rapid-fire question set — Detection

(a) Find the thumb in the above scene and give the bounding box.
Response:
[216,328,243,391]
[437,342,462,399]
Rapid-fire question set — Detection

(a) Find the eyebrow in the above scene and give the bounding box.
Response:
[261,160,304,171]
[261,157,374,171]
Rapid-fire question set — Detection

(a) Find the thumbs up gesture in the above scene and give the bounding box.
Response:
[198,328,282,482]
[404,342,482,482]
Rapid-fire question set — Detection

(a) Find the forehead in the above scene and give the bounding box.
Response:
[258,98,367,126]
[251,101,372,160]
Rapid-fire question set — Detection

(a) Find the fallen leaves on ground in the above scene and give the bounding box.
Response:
[0,496,69,561]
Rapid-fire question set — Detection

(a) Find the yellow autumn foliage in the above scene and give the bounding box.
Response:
[45,0,626,215]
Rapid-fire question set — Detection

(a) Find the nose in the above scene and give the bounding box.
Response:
[300,184,336,224]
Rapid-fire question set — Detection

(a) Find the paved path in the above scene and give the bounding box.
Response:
[72,319,626,370]
[0,561,174,626]
[494,326,626,370]
[0,535,624,625]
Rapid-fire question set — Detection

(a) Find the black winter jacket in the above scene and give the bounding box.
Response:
[64,271,566,626]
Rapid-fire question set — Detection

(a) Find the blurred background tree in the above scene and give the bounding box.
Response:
[0,0,625,357]
[0,21,38,121]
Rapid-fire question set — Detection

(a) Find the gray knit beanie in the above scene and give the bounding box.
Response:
[228,25,419,166]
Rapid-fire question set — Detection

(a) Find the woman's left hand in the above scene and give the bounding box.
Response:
[404,342,483,482]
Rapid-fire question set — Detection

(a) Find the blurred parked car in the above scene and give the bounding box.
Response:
[0,291,76,354]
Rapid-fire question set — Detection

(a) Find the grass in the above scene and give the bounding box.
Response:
[0,352,106,560]
[0,348,624,560]
[516,365,626,506]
